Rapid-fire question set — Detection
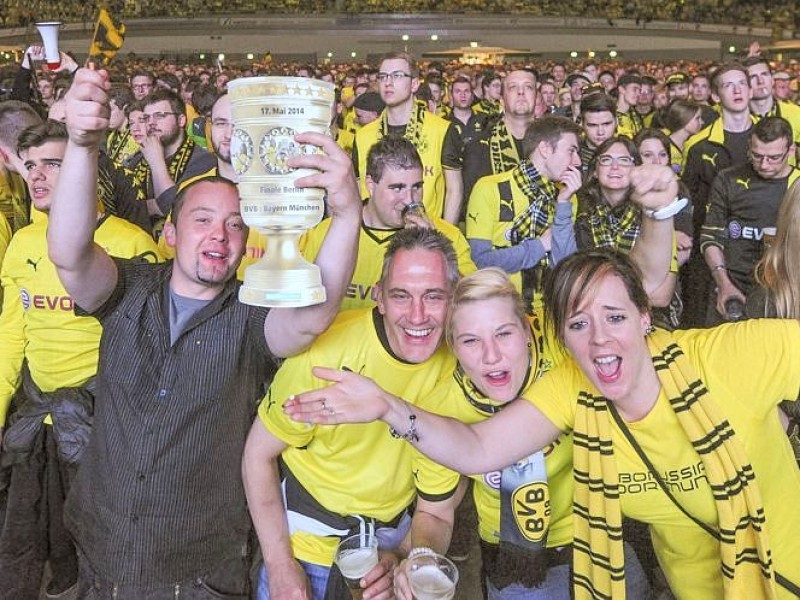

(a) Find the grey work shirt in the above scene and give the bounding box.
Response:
[65,259,276,586]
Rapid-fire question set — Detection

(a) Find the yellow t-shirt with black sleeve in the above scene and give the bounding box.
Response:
[258,308,458,567]
[300,217,475,313]
[0,214,163,426]
[420,313,572,549]
[465,170,575,313]
[354,110,459,220]
[522,320,800,600]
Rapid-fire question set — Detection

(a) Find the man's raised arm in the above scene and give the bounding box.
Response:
[264,132,362,358]
[47,68,118,313]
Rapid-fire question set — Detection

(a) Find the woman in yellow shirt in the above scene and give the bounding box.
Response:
[286,250,800,599]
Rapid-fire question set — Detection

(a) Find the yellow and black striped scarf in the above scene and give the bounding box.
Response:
[572,328,776,599]
[379,100,428,153]
[584,201,640,254]
[488,119,521,176]
[475,98,502,116]
[132,136,196,199]
[106,129,139,166]
[507,160,557,248]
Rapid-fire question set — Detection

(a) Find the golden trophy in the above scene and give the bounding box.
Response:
[228,76,335,307]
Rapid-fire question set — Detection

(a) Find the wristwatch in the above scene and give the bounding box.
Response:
[642,197,689,221]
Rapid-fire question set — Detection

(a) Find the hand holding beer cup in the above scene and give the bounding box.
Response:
[335,532,379,600]
[400,549,458,600]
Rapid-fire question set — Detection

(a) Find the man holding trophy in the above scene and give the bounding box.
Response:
[47,67,362,597]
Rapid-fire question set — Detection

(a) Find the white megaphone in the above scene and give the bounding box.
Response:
[35,21,62,70]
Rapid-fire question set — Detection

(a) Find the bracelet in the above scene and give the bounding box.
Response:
[389,413,419,443]
[407,547,437,559]
[642,196,689,220]
[710,264,727,272]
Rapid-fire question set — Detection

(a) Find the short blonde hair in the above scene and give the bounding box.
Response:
[445,268,527,348]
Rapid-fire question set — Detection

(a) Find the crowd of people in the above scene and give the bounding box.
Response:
[0,41,800,600]
[0,0,798,32]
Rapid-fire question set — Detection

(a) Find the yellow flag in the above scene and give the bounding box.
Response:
[89,8,126,65]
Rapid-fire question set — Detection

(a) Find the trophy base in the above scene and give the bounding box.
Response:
[239,262,326,308]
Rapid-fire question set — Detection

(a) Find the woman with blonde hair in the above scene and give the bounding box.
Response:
[288,250,800,599]
[396,267,650,600]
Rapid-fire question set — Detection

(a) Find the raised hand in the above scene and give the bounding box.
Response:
[288,132,361,221]
[63,67,111,149]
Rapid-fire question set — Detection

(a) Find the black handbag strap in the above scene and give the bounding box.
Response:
[607,402,719,540]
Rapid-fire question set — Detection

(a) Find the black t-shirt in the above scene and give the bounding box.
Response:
[723,129,751,166]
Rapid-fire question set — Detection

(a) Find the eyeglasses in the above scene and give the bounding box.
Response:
[596,155,635,167]
[141,111,180,123]
[377,71,412,82]
[132,83,152,91]
[749,148,789,165]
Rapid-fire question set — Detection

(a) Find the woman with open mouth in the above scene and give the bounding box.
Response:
[285,250,800,599]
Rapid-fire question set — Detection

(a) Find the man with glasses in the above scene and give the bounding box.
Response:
[129,69,154,101]
[700,116,800,325]
[0,121,160,600]
[352,51,463,224]
[474,70,503,116]
[131,88,216,221]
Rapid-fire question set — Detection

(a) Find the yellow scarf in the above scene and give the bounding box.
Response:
[572,328,776,599]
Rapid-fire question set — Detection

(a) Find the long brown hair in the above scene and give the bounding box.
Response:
[754,180,800,318]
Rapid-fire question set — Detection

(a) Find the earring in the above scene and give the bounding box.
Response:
[527,341,532,348]
[645,324,656,335]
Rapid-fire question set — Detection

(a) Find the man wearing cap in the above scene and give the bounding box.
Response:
[353,51,463,224]
[665,72,690,101]
[615,73,644,138]
[462,69,539,204]
[337,91,384,156]
[565,72,591,123]
[743,56,800,147]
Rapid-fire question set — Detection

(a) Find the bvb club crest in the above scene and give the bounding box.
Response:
[511,482,550,542]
